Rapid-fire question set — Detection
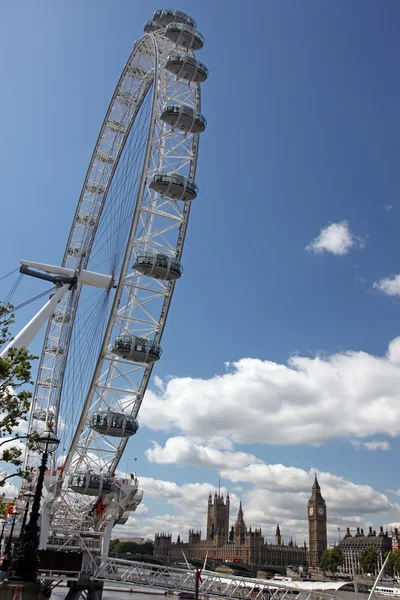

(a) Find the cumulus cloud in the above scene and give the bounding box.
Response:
[306,221,358,255]
[146,437,262,469]
[140,337,400,445]
[113,464,395,543]
[374,275,400,297]
[350,440,390,451]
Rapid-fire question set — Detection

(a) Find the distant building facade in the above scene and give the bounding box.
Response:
[339,526,395,573]
[154,491,308,567]
[307,475,327,568]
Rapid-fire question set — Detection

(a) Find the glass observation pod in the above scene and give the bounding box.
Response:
[90,411,139,438]
[153,9,196,29]
[85,182,105,194]
[116,512,129,525]
[150,172,198,201]
[69,472,115,497]
[111,334,162,363]
[164,23,204,52]
[134,251,183,281]
[52,311,71,324]
[68,245,87,258]
[76,211,96,227]
[166,53,208,83]
[106,120,127,134]
[38,376,59,388]
[161,103,207,134]
[144,20,160,33]
[45,344,65,356]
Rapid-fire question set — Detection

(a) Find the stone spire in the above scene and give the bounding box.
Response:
[235,501,246,544]
[309,472,324,502]
[275,524,281,545]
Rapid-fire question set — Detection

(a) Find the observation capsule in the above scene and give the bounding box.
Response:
[161,103,206,134]
[134,251,183,281]
[164,23,204,51]
[85,182,105,194]
[153,9,196,28]
[90,411,139,438]
[144,20,160,33]
[166,53,208,83]
[116,512,129,525]
[69,472,115,496]
[111,335,162,363]
[150,172,198,201]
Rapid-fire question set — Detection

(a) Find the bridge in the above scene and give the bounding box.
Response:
[38,557,343,600]
[110,555,287,577]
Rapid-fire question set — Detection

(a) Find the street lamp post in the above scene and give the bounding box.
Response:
[8,429,60,583]
[0,520,7,550]
[4,510,19,556]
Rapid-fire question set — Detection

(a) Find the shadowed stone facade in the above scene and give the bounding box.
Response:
[154,491,308,567]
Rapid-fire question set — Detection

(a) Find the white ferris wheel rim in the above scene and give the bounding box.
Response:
[25,17,205,508]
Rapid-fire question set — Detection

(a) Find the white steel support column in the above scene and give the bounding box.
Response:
[0,284,70,358]
[101,519,114,559]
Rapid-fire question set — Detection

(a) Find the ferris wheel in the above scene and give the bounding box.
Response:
[2,8,207,554]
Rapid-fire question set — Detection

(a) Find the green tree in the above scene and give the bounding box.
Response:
[0,305,37,486]
[386,549,400,577]
[329,546,344,572]
[319,547,344,573]
[108,539,154,556]
[359,546,378,574]
[319,549,331,573]
[385,551,394,576]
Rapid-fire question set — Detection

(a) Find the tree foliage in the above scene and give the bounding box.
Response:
[385,550,400,576]
[0,305,37,486]
[320,547,344,573]
[109,538,154,556]
[359,546,378,574]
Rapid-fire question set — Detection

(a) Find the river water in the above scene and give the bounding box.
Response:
[50,587,371,600]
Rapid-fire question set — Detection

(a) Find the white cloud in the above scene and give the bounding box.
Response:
[306,221,357,255]
[350,440,391,452]
[364,440,390,451]
[112,464,395,544]
[374,275,400,297]
[139,337,400,445]
[146,437,262,469]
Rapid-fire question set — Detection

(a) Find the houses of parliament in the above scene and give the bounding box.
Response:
[154,476,327,567]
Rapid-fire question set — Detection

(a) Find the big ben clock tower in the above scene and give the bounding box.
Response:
[308,474,327,568]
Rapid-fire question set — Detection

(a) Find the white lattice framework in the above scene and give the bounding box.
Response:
[19,11,206,550]
[39,558,343,600]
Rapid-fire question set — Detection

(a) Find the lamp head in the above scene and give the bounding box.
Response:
[36,429,60,454]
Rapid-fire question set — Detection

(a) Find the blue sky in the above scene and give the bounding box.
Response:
[2,0,400,545]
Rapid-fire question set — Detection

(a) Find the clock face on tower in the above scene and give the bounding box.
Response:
[318,506,324,516]
[309,506,314,516]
